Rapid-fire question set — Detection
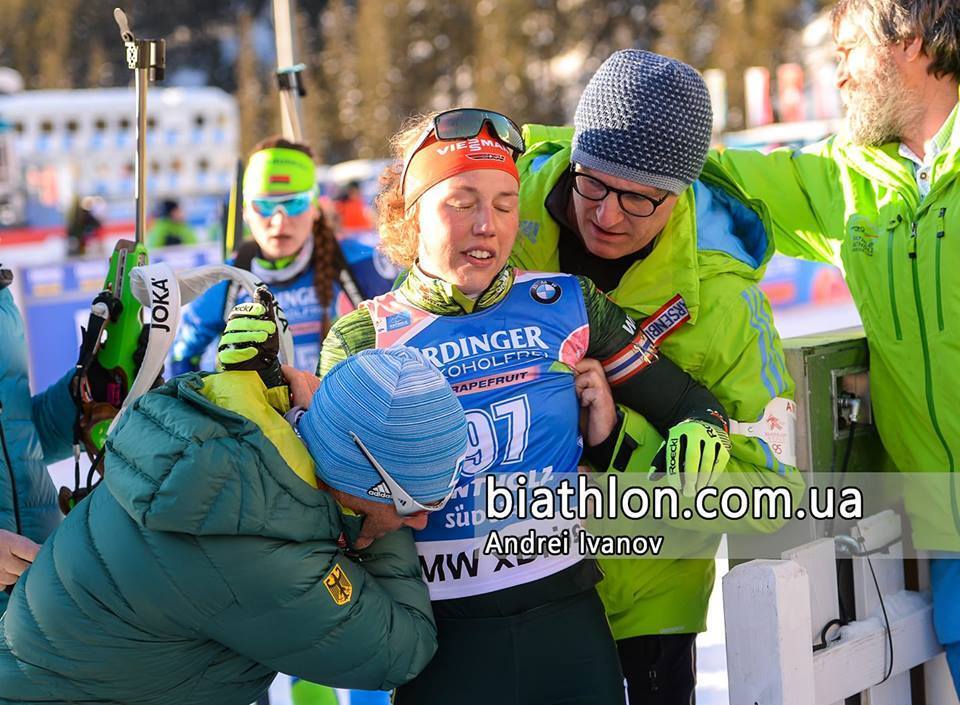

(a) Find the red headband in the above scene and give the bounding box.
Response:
[402,125,520,210]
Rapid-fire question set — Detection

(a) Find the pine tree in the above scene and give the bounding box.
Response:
[354,0,401,158]
[84,39,111,88]
[653,0,712,66]
[316,0,357,163]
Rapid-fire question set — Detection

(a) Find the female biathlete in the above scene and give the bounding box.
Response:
[315,109,733,705]
[171,137,391,377]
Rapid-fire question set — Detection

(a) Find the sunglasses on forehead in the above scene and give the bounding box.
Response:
[400,108,526,196]
[351,432,457,517]
[248,190,315,218]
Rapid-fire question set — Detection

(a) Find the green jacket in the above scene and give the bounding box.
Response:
[512,125,803,638]
[0,371,436,705]
[712,103,960,549]
[146,217,197,249]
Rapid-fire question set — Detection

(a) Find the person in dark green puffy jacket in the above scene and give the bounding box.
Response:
[0,339,469,705]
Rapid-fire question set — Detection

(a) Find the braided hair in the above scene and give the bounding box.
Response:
[249,136,340,341]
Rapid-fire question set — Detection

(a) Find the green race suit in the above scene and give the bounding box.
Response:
[511,124,804,638]
[712,97,960,550]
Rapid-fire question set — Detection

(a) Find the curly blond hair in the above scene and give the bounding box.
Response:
[376,112,438,268]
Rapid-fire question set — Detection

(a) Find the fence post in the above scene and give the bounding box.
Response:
[724,559,816,705]
[850,511,910,704]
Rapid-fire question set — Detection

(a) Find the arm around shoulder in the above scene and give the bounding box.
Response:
[707,145,845,265]
[594,285,805,533]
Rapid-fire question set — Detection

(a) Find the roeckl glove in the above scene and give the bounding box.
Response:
[649,419,732,497]
[217,286,284,388]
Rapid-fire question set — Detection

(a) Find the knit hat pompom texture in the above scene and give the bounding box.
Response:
[573,50,713,195]
[299,347,468,506]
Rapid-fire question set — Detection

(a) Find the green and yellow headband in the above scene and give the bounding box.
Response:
[243,147,316,199]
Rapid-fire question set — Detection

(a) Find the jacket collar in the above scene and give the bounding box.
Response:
[400,262,514,315]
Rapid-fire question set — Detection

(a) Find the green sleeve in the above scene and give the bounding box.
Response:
[577,275,634,358]
[708,145,846,266]
[202,529,436,690]
[316,307,377,378]
[179,223,198,245]
[598,284,805,534]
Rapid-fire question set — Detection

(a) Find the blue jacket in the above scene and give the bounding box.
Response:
[0,286,73,610]
[171,265,330,374]
[172,238,397,376]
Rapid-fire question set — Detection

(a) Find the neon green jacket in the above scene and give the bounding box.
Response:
[512,125,804,638]
[712,105,960,550]
[146,217,197,249]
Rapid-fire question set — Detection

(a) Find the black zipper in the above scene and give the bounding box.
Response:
[886,218,904,340]
[0,400,23,535]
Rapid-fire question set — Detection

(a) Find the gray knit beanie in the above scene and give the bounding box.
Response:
[572,50,713,195]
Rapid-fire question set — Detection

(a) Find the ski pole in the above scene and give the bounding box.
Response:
[273,0,305,142]
[114,8,165,244]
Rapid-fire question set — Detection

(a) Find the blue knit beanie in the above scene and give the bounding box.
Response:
[299,347,468,505]
[572,50,713,195]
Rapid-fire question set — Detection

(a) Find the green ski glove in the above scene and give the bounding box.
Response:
[217,286,284,387]
[649,419,732,497]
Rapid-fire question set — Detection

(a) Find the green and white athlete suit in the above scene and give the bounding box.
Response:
[712,95,960,685]
[319,264,728,705]
[512,124,804,704]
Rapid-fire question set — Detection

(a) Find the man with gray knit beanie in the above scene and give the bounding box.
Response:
[511,49,802,704]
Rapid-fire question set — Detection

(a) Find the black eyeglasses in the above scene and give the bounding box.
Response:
[400,108,525,196]
[570,166,669,218]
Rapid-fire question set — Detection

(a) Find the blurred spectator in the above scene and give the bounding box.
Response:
[333,181,374,231]
[65,195,104,256]
[146,199,197,249]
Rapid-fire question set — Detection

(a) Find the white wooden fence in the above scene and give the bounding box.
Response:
[723,510,960,705]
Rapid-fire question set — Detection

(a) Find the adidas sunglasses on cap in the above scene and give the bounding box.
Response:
[351,431,456,516]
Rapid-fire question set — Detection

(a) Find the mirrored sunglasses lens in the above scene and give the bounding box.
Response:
[251,199,279,217]
[434,109,485,140]
[251,195,311,218]
[489,115,523,152]
[435,110,523,152]
[282,195,312,216]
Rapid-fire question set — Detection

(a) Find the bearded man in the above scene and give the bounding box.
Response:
[712,0,960,689]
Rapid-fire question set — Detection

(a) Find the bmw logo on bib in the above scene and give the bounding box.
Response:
[530,279,561,304]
